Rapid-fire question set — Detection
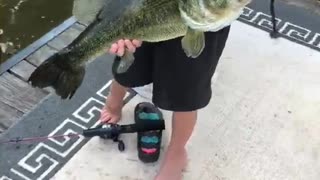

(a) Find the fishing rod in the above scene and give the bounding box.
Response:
[0,120,165,152]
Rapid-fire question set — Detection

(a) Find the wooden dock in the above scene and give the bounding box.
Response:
[0,17,86,134]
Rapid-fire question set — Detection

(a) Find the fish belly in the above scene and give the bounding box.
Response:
[132,20,187,42]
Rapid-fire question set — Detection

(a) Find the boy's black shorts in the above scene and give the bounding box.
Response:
[112,26,230,112]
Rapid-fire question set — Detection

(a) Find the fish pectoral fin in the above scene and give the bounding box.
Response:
[116,50,135,74]
[181,27,205,58]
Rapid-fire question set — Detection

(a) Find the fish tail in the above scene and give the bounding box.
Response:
[28,53,85,99]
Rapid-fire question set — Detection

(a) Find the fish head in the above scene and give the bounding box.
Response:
[179,0,252,31]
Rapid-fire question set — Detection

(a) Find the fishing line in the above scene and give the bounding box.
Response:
[270,0,279,38]
[0,133,81,144]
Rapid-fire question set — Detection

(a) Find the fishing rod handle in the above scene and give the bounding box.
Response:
[82,124,120,138]
[119,119,165,133]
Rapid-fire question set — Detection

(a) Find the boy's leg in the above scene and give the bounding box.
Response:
[100,26,230,180]
[100,42,154,123]
[100,80,127,124]
[156,111,197,180]
[152,27,231,180]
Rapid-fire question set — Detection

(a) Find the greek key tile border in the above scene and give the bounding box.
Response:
[0,80,136,180]
[238,7,320,52]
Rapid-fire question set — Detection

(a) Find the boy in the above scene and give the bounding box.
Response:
[100,26,231,180]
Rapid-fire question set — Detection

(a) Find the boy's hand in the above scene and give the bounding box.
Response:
[108,39,142,56]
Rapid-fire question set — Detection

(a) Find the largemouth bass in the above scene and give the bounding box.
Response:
[28,0,251,99]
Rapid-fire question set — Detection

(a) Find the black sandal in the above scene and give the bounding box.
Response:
[134,102,164,163]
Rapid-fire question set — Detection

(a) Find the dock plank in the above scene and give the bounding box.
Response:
[0,72,48,114]
[0,17,77,75]
[9,60,36,81]
[0,101,23,131]
[47,25,83,50]
[26,45,58,67]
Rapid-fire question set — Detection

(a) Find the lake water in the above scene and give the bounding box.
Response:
[0,0,73,64]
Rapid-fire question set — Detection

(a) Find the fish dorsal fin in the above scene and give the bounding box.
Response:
[72,0,106,25]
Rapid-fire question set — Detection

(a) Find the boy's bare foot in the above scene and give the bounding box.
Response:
[155,147,188,180]
[99,93,123,124]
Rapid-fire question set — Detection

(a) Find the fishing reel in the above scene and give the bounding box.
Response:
[82,120,165,152]
[97,124,125,152]
[83,124,125,152]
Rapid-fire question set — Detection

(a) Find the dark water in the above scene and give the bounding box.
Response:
[0,0,74,63]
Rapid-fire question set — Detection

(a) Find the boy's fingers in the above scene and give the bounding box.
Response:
[107,39,140,56]
[117,39,125,56]
[99,111,110,123]
[117,47,125,57]
[132,39,142,47]
[124,39,136,52]
[100,115,109,123]
[108,43,118,54]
